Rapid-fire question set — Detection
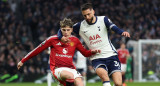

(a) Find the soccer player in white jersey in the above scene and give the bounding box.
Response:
[57,3,130,86]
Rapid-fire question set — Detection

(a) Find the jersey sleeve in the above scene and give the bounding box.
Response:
[75,39,93,57]
[57,29,63,39]
[73,22,81,35]
[104,16,124,35]
[21,37,53,63]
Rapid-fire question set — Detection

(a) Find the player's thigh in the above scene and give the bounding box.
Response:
[60,70,74,80]
[74,77,84,86]
[54,67,74,80]
[58,67,82,80]
[96,67,110,81]
[111,72,122,84]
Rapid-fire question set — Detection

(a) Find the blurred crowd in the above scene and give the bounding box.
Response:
[0,0,160,82]
[142,44,160,80]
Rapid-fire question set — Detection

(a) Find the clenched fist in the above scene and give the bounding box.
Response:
[17,61,23,70]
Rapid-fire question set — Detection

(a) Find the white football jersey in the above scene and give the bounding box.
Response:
[78,16,118,60]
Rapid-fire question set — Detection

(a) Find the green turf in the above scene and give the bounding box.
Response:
[0,82,160,86]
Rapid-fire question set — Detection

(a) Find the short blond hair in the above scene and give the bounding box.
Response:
[60,18,73,28]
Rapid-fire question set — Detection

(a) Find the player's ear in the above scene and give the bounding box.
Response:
[71,28,73,32]
[92,9,95,15]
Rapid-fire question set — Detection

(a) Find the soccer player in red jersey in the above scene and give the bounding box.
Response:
[117,43,130,86]
[17,18,100,86]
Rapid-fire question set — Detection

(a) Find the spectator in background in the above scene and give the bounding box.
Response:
[117,43,130,86]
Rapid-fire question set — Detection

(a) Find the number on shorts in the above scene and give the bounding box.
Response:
[77,71,80,74]
[114,61,120,67]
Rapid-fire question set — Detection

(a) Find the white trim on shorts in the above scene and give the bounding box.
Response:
[94,64,108,71]
[54,67,82,80]
[109,70,122,76]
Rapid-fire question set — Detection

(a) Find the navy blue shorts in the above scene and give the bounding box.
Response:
[91,55,121,76]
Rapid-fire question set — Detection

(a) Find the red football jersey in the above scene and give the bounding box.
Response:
[117,49,129,64]
[21,35,93,72]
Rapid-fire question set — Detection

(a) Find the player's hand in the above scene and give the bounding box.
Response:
[91,49,101,54]
[17,61,23,70]
[121,32,130,38]
[61,36,70,43]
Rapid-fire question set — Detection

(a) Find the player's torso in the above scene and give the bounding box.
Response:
[117,49,128,64]
[79,16,117,60]
[49,36,77,69]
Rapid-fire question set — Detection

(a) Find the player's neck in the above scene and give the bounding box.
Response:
[92,16,96,23]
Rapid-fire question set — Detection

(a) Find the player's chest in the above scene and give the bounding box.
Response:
[52,41,76,54]
[80,22,107,36]
[119,51,127,55]
[80,24,107,40]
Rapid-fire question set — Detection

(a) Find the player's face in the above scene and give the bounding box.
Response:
[82,9,95,24]
[61,26,73,37]
[121,44,126,49]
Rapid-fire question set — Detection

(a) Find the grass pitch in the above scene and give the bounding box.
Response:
[0,82,160,86]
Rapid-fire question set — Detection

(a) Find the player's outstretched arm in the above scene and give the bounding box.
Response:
[121,31,130,38]
[17,61,23,70]
[19,37,53,65]
[91,49,101,54]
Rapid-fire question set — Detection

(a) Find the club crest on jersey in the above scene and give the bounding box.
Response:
[62,48,68,54]
[70,42,74,46]
[97,26,100,31]
[89,34,101,41]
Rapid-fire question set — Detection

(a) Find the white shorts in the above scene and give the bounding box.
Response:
[53,67,82,80]
[121,64,127,72]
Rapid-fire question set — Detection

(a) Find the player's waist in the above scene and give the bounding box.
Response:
[90,53,117,60]
[54,65,75,69]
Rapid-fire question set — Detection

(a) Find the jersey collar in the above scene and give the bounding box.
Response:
[86,16,97,25]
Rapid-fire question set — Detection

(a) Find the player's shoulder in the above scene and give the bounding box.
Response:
[97,16,109,23]
[70,35,79,39]
[125,49,129,52]
[117,49,121,52]
[97,16,105,18]
[73,22,81,27]
[47,35,59,40]
[70,35,80,41]
[97,16,106,19]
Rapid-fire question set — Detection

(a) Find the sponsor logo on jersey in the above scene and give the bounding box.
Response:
[89,34,102,45]
[84,31,88,33]
[62,48,68,54]
[97,26,100,31]
[70,42,74,46]
[56,42,61,45]
[56,53,72,58]
[89,34,101,41]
